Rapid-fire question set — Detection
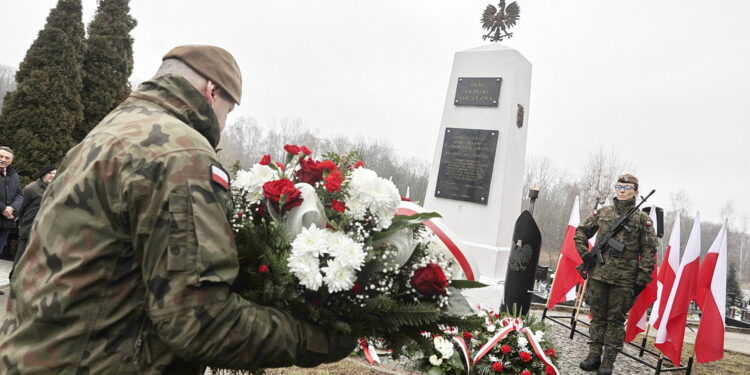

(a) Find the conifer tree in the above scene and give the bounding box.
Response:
[75,0,136,142]
[0,0,85,179]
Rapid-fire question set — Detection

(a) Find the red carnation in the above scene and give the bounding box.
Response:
[501,345,511,354]
[353,160,365,168]
[318,160,337,171]
[519,351,532,362]
[545,348,556,358]
[462,331,472,340]
[284,144,301,155]
[275,162,285,170]
[300,145,312,155]
[545,365,556,375]
[259,154,271,165]
[521,371,532,375]
[258,264,269,273]
[410,263,448,296]
[324,169,344,192]
[494,313,500,319]
[297,158,325,184]
[331,199,346,213]
[263,179,303,211]
[491,362,503,372]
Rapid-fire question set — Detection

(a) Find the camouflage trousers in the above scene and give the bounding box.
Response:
[585,279,635,362]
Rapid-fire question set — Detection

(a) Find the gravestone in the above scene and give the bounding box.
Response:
[424,43,532,285]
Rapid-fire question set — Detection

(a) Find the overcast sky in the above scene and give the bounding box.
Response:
[1,0,748,224]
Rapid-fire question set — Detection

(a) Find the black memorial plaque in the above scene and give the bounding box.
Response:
[435,128,499,204]
[454,77,502,106]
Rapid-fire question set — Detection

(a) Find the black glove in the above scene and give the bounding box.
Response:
[296,325,357,368]
[581,252,596,267]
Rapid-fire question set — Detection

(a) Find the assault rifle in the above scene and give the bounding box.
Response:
[576,189,655,280]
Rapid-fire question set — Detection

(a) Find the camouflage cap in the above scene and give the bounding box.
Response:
[163,45,242,105]
[617,174,639,189]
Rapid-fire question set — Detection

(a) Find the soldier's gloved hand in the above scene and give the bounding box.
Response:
[296,322,356,367]
[581,252,596,267]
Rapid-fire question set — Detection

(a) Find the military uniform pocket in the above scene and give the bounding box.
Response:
[167,185,197,273]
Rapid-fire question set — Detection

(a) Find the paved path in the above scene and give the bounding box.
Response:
[0,259,10,312]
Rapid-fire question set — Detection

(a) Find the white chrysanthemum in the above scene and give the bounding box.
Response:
[232,169,254,190]
[517,335,529,349]
[487,324,496,332]
[429,355,443,366]
[291,226,329,257]
[234,164,277,202]
[488,354,500,362]
[328,234,366,270]
[346,168,401,230]
[288,252,323,291]
[322,259,357,293]
[433,336,454,359]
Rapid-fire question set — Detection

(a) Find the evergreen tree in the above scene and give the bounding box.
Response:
[0,0,84,179]
[75,0,136,142]
[727,262,742,307]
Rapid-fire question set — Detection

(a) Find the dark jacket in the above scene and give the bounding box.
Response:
[17,179,47,239]
[0,166,23,230]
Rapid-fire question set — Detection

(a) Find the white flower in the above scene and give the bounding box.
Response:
[429,355,443,366]
[291,226,329,257]
[232,169,254,190]
[287,252,323,291]
[517,335,529,349]
[322,259,357,293]
[488,354,500,362]
[327,233,366,270]
[233,164,277,202]
[487,324,497,332]
[433,336,454,359]
[346,168,401,230]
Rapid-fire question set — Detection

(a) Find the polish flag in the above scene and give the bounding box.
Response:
[650,217,681,330]
[624,206,660,342]
[547,196,584,309]
[694,223,728,363]
[655,213,701,366]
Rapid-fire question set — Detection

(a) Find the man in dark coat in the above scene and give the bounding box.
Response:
[10,165,56,278]
[0,146,23,260]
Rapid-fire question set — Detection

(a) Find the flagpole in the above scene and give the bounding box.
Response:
[570,279,588,339]
[544,253,564,310]
[639,322,651,357]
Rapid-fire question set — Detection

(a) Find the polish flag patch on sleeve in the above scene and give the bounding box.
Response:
[210,165,230,190]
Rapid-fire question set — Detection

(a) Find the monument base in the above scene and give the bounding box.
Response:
[462,281,505,312]
[463,241,510,282]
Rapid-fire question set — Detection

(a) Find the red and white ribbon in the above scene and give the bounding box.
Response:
[452,336,472,373]
[396,201,479,281]
[472,318,559,375]
[359,338,381,364]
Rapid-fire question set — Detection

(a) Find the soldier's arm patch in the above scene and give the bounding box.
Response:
[210,165,229,191]
[645,219,653,227]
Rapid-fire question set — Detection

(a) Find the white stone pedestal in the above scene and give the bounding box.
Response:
[424,43,532,285]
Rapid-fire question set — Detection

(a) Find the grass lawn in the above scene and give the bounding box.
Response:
[636,334,750,375]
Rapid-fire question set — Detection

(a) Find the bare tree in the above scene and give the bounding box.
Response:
[577,149,634,211]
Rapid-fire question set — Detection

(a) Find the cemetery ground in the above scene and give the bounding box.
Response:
[1,259,748,374]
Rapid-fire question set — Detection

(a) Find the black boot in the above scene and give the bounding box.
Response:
[597,363,613,375]
[579,353,601,371]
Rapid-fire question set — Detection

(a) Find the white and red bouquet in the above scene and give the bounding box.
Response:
[228,145,484,356]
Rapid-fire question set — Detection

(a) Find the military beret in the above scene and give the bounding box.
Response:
[163,45,242,105]
[617,174,639,188]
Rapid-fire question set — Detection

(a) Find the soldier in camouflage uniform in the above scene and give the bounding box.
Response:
[574,174,658,375]
[0,45,353,374]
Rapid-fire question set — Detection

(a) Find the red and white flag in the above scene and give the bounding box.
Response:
[547,196,584,309]
[655,212,701,366]
[694,223,728,363]
[650,217,681,330]
[624,206,661,342]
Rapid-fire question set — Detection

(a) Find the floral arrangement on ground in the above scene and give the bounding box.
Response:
[216,145,484,372]
[402,307,560,375]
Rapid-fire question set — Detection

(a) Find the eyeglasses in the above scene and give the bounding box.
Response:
[615,185,635,190]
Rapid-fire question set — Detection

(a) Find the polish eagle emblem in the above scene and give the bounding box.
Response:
[508,239,533,272]
[481,1,521,42]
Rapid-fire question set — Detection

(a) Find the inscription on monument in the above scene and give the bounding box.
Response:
[454,77,502,106]
[435,127,499,204]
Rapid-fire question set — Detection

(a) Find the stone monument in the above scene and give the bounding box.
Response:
[424,43,532,285]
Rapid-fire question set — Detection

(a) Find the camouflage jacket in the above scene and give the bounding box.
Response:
[0,75,329,374]
[574,198,658,288]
